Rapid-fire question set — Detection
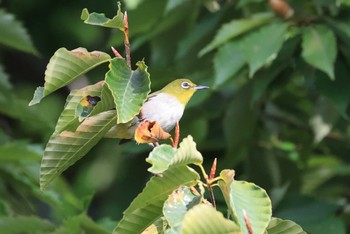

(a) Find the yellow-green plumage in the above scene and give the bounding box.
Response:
[107,78,208,139]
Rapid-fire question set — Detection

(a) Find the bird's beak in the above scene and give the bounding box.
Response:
[194,85,209,90]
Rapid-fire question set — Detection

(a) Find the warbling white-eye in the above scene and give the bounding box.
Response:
[107,79,208,143]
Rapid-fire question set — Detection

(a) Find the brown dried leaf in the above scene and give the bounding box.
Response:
[134,120,171,144]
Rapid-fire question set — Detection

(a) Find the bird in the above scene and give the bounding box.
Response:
[106,78,209,143]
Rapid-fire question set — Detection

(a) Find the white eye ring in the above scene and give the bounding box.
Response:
[181,82,191,89]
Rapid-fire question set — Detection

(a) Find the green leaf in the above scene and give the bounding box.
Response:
[40,110,118,191]
[141,218,167,234]
[301,25,337,80]
[181,204,241,234]
[105,58,151,124]
[267,218,306,234]
[0,215,55,234]
[214,41,246,88]
[146,136,203,174]
[218,169,272,234]
[0,9,37,54]
[239,22,288,77]
[146,145,177,174]
[223,83,258,164]
[81,2,124,30]
[54,82,113,133]
[52,213,109,234]
[315,60,350,118]
[169,135,203,166]
[163,186,201,232]
[199,12,274,56]
[113,165,199,234]
[0,141,41,161]
[29,47,111,106]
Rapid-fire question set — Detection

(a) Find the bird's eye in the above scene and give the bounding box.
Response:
[181,82,191,89]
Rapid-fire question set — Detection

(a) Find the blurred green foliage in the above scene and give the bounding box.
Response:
[1,0,350,233]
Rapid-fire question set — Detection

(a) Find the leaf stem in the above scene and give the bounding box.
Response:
[198,164,216,207]
[123,11,131,68]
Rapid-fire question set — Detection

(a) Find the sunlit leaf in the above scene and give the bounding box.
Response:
[105,58,151,124]
[239,22,287,77]
[40,110,118,190]
[199,12,274,56]
[29,47,111,106]
[81,2,124,30]
[181,204,241,234]
[267,218,306,234]
[169,135,203,167]
[146,145,176,174]
[0,9,37,54]
[218,169,272,234]
[113,165,199,234]
[146,135,203,174]
[302,25,337,80]
[214,41,246,88]
[141,217,167,234]
[0,215,55,234]
[163,186,201,232]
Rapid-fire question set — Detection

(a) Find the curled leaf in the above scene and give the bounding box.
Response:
[135,120,171,144]
[76,95,101,121]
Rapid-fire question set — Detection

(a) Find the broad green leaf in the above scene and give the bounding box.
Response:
[239,22,287,77]
[301,25,337,80]
[40,110,118,190]
[181,204,241,234]
[105,58,151,124]
[146,136,203,174]
[0,215,55,234]
[315,61,350,118]
[163,186,201,232]
[29,47,111,106]
[146,145,177,174]
[142,218,167,234]
[214,41,246,88]
[81,2,124,30]
[113,165,199,234]
[169,135,203,166]
[251,36,300,104]
[223,83,258,164]
[267,218,306,234]
[199,12,274,56]
[0,9,37,54]
[219,169,272,234]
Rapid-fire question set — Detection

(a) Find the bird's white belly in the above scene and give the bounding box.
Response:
[141,93,184,132]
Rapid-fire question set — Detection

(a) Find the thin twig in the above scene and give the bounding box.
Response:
[111,46,123,58]
[198,164,216,207]
[172,121,180,148]
[123,11,131,68]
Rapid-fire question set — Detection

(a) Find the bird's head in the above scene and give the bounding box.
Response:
[160,79,209,105]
